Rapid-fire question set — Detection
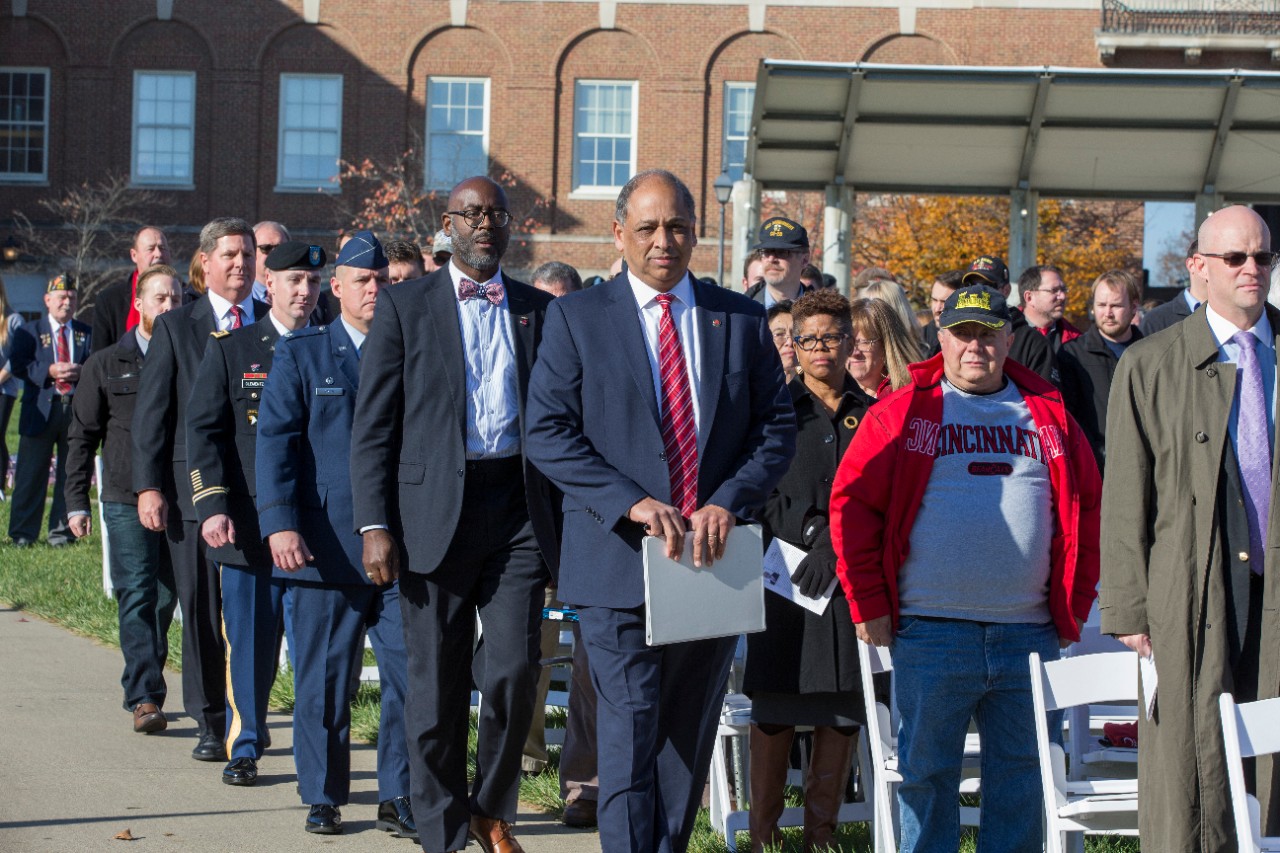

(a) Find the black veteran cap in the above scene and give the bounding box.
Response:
[754,216,809,252]
[46,272,77,293]
[335,230,388,270]
[939,284,1011,330]
[962,255,1010,289]
[265,241,327,271]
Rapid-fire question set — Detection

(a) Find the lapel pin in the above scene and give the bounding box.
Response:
[712,318,722,327]
[519,316,530,327]
[325,377,334,385]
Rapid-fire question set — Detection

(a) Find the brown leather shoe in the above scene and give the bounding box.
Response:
[561,798,597,828]
[468,814,525,853]
[132,703,167,734]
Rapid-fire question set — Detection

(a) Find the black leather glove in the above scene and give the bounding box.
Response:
[792,545,837,598]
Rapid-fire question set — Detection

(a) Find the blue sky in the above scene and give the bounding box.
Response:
[1143,201,1196,290]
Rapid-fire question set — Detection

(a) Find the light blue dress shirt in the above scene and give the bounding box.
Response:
[1205,304,1276,451]
[448,262,520,460]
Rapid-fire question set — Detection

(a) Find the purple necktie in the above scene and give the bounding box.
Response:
[1233,330,1271,575]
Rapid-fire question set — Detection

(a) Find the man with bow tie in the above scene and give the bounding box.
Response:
[351,176,560,853]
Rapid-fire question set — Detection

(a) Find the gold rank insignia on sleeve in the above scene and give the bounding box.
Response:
[212,330,231,339]
[189,469,228,503]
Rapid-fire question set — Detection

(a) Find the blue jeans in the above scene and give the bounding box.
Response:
[892,616,1059,853]
[103,501,177,710]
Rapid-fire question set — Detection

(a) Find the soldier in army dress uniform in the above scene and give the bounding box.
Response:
[185,241,324,786]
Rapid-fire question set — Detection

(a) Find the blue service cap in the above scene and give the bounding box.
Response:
[335,230,388,270]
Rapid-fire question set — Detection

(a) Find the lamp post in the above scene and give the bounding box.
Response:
[713,171,734,287]
[1,236,19,264]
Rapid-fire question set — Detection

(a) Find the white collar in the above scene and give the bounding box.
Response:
[206,289,255,323]
[628,270,696,311]
[1206,303,1273,351]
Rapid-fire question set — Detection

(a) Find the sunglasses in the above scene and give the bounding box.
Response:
[1199,251,1278,268]
[257,243,278,255]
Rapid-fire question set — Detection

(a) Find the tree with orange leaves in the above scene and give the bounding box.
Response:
[851,194,1143,321]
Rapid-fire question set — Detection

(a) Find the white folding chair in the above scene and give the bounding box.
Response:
[858,639,980,853]
[1219,692,1280,852]
[1029,651,1140,853]
[1062,620,1137,781]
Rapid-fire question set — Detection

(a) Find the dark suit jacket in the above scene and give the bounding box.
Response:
[185,322,280,567]
[256,322,370,586]
[9,316,92,436]
[349,267,560,577]
[66,330,145,510]
[1139,289,1194,337]
[1058,324,1142,473]
[87,276,135,350]
[525,273,797,609]
[132,295,269,521]
[1010,306,1056,385]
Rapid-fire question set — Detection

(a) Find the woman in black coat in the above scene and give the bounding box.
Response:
[744,290,874,852]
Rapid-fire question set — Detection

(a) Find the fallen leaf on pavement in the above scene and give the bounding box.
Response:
[113,828,135,841]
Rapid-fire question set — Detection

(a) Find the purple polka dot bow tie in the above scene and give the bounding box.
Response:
[457,278,505,306]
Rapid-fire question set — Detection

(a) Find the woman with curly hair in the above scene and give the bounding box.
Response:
[744,288,873,852]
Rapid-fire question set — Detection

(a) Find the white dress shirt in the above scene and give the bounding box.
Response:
[47,314,78,395]
[206,290,257,332]
[448,262,520,459]
[628,271,703,433]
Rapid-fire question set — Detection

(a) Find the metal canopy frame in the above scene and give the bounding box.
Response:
[746,61,1280,201]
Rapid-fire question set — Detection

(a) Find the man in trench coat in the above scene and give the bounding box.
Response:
[1101,204,1280,852]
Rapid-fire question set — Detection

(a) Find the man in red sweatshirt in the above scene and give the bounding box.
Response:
[830,281,1101,853]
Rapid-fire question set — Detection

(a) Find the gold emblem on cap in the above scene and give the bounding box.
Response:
[956,291,992,311]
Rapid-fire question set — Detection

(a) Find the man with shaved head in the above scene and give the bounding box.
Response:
[1102,205,1280,850]
[351,177,558,853]
[90,226,171,349]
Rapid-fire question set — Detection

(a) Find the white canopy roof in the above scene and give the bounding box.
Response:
[746,61,1280,201]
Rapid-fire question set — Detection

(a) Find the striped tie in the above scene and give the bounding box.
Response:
[655,293,698,517]
[229,305,245,330]
[54,325,71,395]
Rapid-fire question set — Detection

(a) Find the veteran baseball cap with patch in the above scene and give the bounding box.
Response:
[46,272,77,293]
[753,216,809,252]
[961,255,1010,290]
[939,284,1010,330]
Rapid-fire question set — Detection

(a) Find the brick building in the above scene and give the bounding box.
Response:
[1,0,1278,309]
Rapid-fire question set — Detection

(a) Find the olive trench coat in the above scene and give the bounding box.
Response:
[1100,303,1280,853]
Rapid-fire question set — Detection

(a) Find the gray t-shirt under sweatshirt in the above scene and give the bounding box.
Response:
[897,378,1053,624]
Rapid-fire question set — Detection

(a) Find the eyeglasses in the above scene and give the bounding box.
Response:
[1032,287,1067,296]
[1199,251,1279,268]
[851,338,881,352]
[794,333,850,351]
[447,208,512,229]
[257,244,278,255]
[771,330,792,343]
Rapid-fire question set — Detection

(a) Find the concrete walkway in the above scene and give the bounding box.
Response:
[0,605,602,852]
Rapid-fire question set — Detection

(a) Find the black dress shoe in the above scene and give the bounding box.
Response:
[376,796,418,839]
[222,757,258,786]
[191,732,227,762]
[306,804,342,835]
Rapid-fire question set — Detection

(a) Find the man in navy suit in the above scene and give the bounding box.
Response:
[8,273,92,546]
[255,234,414,838]
[525,170,796,853]
[133,216,268,762]
[351,177,559,853]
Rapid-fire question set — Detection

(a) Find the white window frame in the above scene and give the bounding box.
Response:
[424,76,491,191]
[131,70,196,188]
[276,73,343,193]
[571,79,638,198]
[0,67,50,183]
[722,81,755,182]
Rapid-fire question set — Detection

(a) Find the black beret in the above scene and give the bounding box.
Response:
[266,241,327,271]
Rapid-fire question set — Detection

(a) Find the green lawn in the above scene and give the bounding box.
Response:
[0,413,1140,851]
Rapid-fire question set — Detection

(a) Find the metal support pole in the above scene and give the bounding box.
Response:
[718,201,727,287]
[1008,189,1040,304]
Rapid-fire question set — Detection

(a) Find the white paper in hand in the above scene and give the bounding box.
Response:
[1140,652,1157,720]
[642,524,765,646]
[762,538,839,616]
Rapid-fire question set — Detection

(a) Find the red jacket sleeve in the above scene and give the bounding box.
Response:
[1067,412,1102,623]
[830,405,898,625]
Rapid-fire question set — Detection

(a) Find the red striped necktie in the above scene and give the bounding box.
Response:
[229,305,245,330]
[54,325,71,394]
[655,293,698,517]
